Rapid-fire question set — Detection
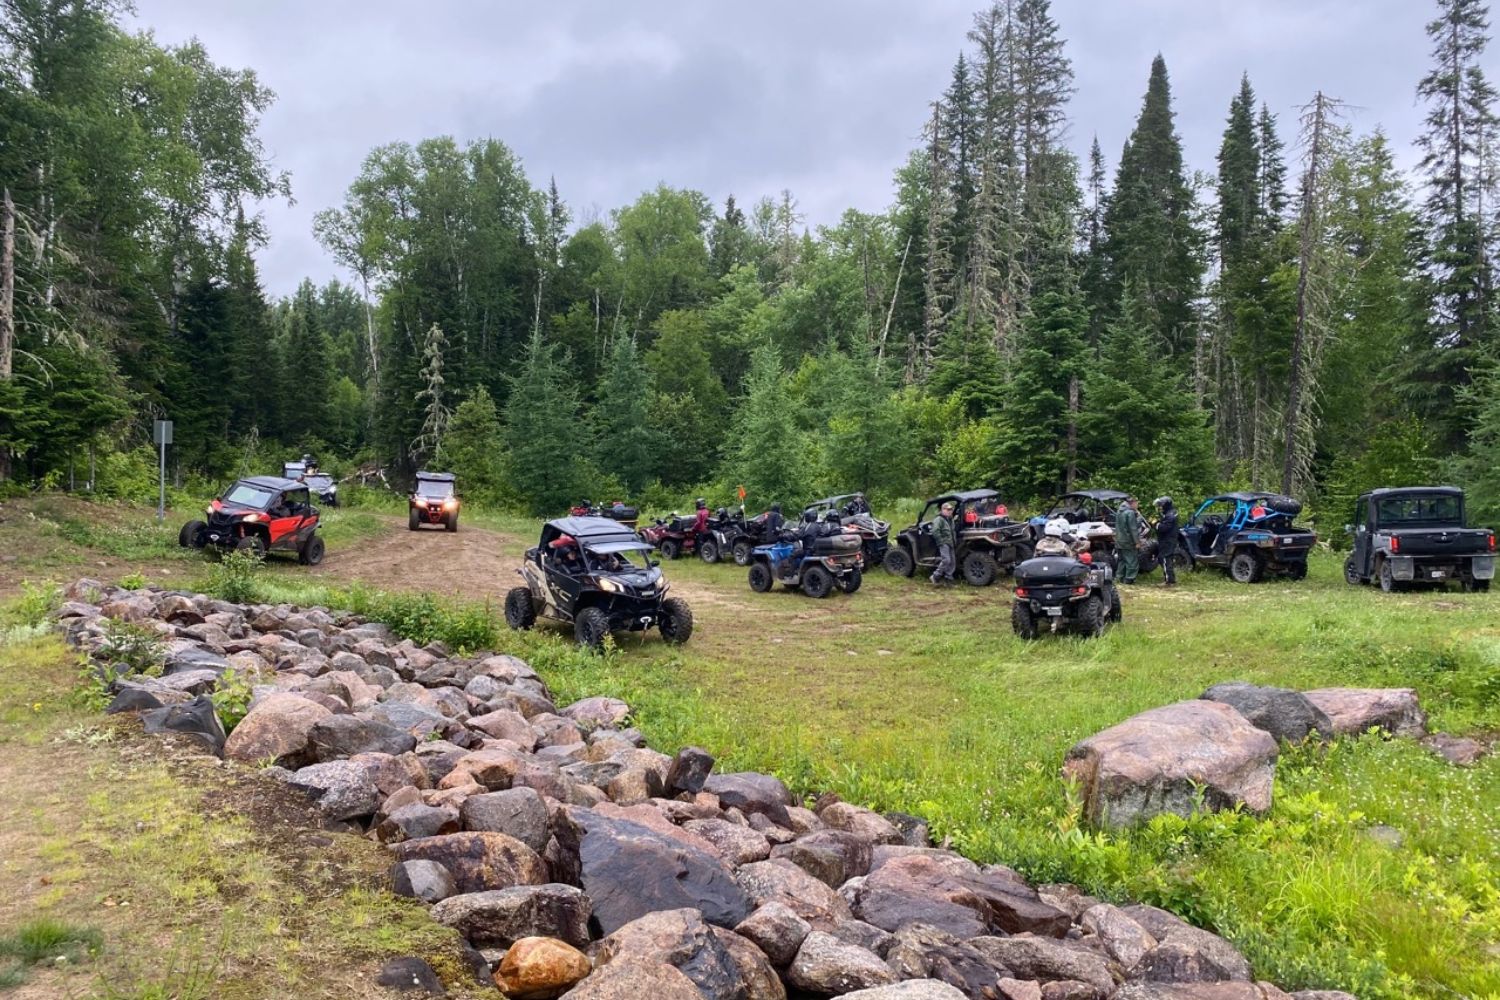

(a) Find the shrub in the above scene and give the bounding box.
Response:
[209,669,255,732]
[0,580,61,628]
[97,621,165,677]
[203,549,263,604]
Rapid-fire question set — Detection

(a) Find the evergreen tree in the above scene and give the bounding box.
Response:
[1079,137,1110,347]
[1257,103,1290,222]
[709,195,754,279]
[819,340,911,498]
[718,343,806,506]
[644,309,727,485]
[287,280,334,432]
[927,310,1006,419]
[504,331,590,514]
[1102,55,1206,360]
[1082,285,1215,498]
[942,54,978,276]
[1408,0,1500,445]
[1458,355,1500,523]
[441,386,505,505]
[593,335,660,493]
[411,323,451,467]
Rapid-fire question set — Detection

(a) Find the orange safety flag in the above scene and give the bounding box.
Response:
[737,485,747,500]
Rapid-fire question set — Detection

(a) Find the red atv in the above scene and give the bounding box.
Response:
[639,513,703,560]
[179,476,324,564]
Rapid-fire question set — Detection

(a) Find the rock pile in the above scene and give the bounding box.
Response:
[57,580,1355,1000]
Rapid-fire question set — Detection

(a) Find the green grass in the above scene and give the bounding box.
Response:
[0,917,101,987]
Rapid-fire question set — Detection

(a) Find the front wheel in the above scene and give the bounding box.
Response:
[748,562,774,593]
[504,587,536,630]
[446,514,458,533]
[1011,601,1038,640]
[840,568,863,594]
[235,534,267,560]
[299,535,325,566]
[699,539,721,564]
[658,597,694,644]
[659,538,681,561]
[574,607,611,650]
[1229,550,1263,584]
[732,540,754,566]
[801,565,835,599]
[883,546,914,578]
[179,520,206,549]
[1344,555,1364,586]
[408,509,420,531]
[962,550,998,587]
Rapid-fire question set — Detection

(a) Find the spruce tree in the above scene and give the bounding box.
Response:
[504,331,590,514]
[1079,137,1110,348]
[411,323,451,468]
[593,335,660,494]
[644,310,726,485]
[718,343,806,507]
[927,311,1006,420]
[288,280,334,433]
[441,386,504,505]
[1102,55,1206,360]
[819,340,910,498]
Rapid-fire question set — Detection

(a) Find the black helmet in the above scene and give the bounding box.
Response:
[580,498,591,508]
[803,510,817,523]
[696,498,707,510]
[1153,495,1173,510]
[824,509,841,523]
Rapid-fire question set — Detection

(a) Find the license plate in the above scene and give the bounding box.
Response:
[1431,570,1445,578]
[1045,607,1063,617]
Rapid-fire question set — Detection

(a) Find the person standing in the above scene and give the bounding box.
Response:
[1154,496,1180,587]
[930,501,957,585]
[1115,496,1142,584]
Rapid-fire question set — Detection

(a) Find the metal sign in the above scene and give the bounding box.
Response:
[153,419,173,445]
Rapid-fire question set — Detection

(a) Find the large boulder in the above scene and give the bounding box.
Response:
[786,931,899,995]
[969,935,1117,998]
[884,924,1014,998]
[851,854,1070,939]
[771,830,873,888]
[685,819,773,866]
[1302,688,1427,738]
[704,772,794,827]
[495,936,593,1000]
[735,859,855,930]
[223,695,333,767]
[431,884,592,948]
[376,803,461,844]
[139,696,227,756]
[460,787,551,853]
[553,807,751,935]
[593,908,748,1000]
[308,713,417,760]
[1199,683,1333,743]
[391,832,547,894]
[560,960,706,1000]
[288,760,381,821]
[562,696,631,731]
[712,927,787,1000]
[666,746,716,795]
[1063,701,1278,828]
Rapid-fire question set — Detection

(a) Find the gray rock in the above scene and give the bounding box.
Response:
[1063,700,1279,828]
[712,926,788,1000]
[665,746,716,795]
[819,802,903,845]
[1422,732,1486,766]
[561,960,706,1000]
[734,859,855,931]
[369,701,452,740]
[391,831,547,894]
[1121,906,1251,984]
[886,924,1014,997]
[308,713,417,761]
[562,695,631,731]
[594,908,747,1000]
[1081,903,1157,971]
[1200,682,1334,743]
[704,772,794,827]
[884,812,931,848]
[840,984,970,1000]
[391,859,457,903]
[684,819,772,866]
[771,830,873,888]
[735,902,811,967]
[1302,687,1426,738]
[106,688,164,714]
[552,807,751,935]
[376,803,461,844]
[1113,987,1278,1000]
[288,760,380,820]
[830,919,892,958]
[430,884,592,948]
[969,935,1116,997]
[375,956,444,995]
[460,787,551,853]
[852,854,1070,939]
[787,931,899,995]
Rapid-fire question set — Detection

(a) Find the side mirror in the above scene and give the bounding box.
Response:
[1343,524,1354,534]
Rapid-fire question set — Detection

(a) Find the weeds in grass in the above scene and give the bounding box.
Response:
[202,548,263,604]
[117,571,146,590]
[96,621,165,677]
[45,513,187,562]
[209,669,255,732]
[0,918,101,986]
[86,932,225,1000]
[0,579,62,627]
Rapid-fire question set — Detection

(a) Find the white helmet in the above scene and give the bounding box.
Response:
[1044,518,1070,539]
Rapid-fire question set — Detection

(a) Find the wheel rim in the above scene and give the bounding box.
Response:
[1231,555,1254,583]
[733,543,752,566]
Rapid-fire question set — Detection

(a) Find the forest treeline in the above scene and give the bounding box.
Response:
[2,0,1499,522]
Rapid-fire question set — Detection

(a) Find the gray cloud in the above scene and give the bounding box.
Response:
[128,0,1434,295]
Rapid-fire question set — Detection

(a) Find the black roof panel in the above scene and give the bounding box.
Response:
[546,516,642,541]
[1062,489,1131,502]
[1364,485,1462,498]
[415,471,456,482]
[929,489,1000,503]
[241,476,301,490]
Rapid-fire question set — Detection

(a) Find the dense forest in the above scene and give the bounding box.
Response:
[2,0,1498,523]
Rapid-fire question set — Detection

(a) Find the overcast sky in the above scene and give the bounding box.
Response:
[127,0,1436,296]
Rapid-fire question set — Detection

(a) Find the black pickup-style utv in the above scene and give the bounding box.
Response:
[504,517,694,649]
[1344,486,1495,592]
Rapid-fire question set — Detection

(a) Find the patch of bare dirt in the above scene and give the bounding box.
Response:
[311,516,525,602]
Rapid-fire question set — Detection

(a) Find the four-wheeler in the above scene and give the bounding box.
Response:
[748,522,865,598]
[409,472,460,532]
[302,471,339,507]
[884,489,1032,586]
[282,459,307,481]
[504,517,693,649]
[570,500,639,530]
[1343,486,1495,593]
[697,507,746,564]
[1011,552,1121,639]
[178,476,324,565]
[805,493,892,569]
[1181,493,1315,583]
[725,509,777,566]
[639,513,702,560]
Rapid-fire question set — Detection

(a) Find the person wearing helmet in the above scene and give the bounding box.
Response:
[1154,496,1179,587]
[1115,495,1143,584]
[930,501,957,585]
[765,502,784,536]
[693,498,710,537]
[1035,517,1083,558]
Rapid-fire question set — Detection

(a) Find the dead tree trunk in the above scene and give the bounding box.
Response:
[1,189,13,381]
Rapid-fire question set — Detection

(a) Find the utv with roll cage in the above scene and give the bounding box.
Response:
[884,488,1032,586]
[178,476,324,565]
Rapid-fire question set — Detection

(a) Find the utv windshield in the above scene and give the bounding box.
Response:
[1377,494,1461,526]
[223,483,276,509]
[415,480,454,499]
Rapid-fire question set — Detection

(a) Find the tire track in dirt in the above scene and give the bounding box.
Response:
[310,517,527,601]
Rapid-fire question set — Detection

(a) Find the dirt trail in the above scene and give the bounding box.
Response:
[310,517,526,602]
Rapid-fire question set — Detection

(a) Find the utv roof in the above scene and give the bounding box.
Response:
[415,471,456,482]
[545,516,642,541]
[1061,489,1130,502]
[930,489,1000,503]
[240,476,302,491]
[806,494,864,507]
[1363,485,1462,498]
[1210,492,1294,503]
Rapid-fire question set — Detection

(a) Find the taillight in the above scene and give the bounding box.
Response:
[1015,587,1030,597]
[1073,585,1088,595]
[1389,535,1400,553]
[1489,534,1496,552]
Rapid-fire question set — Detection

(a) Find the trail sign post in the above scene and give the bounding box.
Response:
[154,419,173,522]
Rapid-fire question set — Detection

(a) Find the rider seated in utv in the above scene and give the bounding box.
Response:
[748,510,864,598]
[179,477,325,565]
[409,472,459,532]
[504,517,693,649]
[1011,519,1120,639]
[804,493,891,569]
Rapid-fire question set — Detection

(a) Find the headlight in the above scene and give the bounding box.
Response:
[597,578,623,594]
[243,513,263,523]
[442,498,458,510]
[204,505,213,515]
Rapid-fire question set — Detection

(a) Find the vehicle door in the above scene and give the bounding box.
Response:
[268,488,315,549]
[911,502,941,564]
[1351,496,1373,575]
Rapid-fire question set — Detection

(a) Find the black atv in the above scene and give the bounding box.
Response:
[1011,555,1120,639]
[504,517,694,650]
[179,477,325,565]
[302,471,339,507]
[885,489,1032,586]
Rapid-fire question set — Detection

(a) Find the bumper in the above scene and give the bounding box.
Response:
[1390,554,1495,581]
[412,504,452,523]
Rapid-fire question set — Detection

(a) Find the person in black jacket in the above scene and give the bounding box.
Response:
[764,503,784,536]
[1154,496,1179,587]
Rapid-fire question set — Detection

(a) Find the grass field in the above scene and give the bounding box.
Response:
[1,493,1497,999]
